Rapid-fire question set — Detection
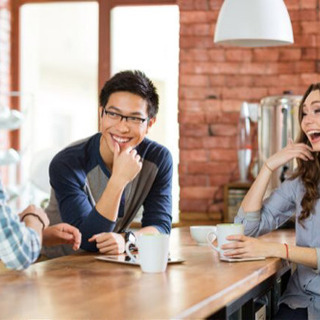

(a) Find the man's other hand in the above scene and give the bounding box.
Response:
[88,232,125,254]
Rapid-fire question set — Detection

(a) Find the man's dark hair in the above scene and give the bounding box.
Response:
[99,70,159,119]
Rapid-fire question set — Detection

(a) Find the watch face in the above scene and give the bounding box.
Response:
[126,231,136,244]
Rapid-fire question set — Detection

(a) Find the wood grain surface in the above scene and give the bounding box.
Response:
[0,227,295,319]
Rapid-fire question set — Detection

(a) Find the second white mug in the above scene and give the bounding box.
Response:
[207,223,244,258]
[125,234,170,273]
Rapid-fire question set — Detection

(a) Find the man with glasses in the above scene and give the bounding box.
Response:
[43,70,172,257]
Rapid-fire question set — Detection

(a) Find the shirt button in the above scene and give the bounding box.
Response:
[310,297,313,301]
[303,285,306,288]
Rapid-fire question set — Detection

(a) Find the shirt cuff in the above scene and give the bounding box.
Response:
[315,248,320,273]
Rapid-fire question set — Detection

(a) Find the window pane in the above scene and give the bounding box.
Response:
[20,3,98,206]
[111,5,180,222]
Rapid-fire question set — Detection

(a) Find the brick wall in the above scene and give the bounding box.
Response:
[178,0,320,225]
[0,0,11,184]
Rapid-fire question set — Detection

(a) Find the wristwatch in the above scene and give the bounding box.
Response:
[124,231,137,251]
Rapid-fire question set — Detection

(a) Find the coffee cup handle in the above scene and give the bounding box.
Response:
[206,231,220,253]
[125,241,137,262]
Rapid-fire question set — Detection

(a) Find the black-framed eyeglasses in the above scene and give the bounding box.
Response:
[103,109,148,125]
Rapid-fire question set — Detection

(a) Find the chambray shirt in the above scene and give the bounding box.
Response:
[0,180,41,270]
[235,177,320,320]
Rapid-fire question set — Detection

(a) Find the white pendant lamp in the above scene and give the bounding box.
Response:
[214,0,294,47]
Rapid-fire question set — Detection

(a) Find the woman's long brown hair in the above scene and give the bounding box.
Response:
[291,83,320,224]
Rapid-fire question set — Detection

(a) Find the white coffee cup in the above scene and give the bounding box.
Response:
[206,223,244,258]
[125,234,170,273]
[190,226,217,246]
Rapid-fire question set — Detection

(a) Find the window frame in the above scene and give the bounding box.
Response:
[10,0,177,150]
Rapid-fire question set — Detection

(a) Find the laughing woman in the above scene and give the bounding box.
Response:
[225,83,320,320]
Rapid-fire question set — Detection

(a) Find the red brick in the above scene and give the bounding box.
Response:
[208,49,226,62]
[292,21,301,35]
[239,63,271,75]
[180,11,218,24]
[205,111,239,124]
[180,149,208,163]
[180,124,209,137]
[209,174,232,186]
[221,87,268,100]
[194,0,210,11]
[179,137,204,149]
[300,73,320,85]
[180,74,209,87]
[180,36,215,49]
[179,111,206,124]
[280,74,301,87]
[181,62,237,74]
[301,21,320,34]
[188,161,237,174]
[253,49,279,62]
[180,23,211,36]
[285,0,300,10]
[178,0,193,11]
[209,124,237,136]
[279,48,301,61]
[208,74,226,86]
[208,0,223,10]
[289,9,300,21]
[254,76,279,87]
[224,75,254,87]
[180,87,221,100]
[181,186,218,199]
[293,34,318,47]
[180,49,211,62]
[202,99,222,111]
[225,49,253,62]
[179,174,209,186]
[294,61,316,73]
[277,62,296,74]
[179,100,203,112]
[301,48,317,60]
[203,136,236,149]
[300,9,318,20]
[220,100,242,112]
[267,86,304,96]
[178,163,188,175]
[179,199,209,212]
[209,149,237,162]
[300,0,317,9]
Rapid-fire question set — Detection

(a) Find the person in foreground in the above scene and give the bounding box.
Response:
[43,70,172,258]
[223,83,320,320]
[0,178,81,270]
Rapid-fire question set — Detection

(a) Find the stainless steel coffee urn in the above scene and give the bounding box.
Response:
[258,94,302,190]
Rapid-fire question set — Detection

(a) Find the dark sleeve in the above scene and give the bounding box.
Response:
[141,148,173,234]
[49,157,116,251]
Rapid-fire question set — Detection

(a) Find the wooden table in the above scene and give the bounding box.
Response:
[0,227,295,319]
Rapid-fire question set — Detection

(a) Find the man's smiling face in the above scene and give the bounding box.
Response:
[99,91,155,158]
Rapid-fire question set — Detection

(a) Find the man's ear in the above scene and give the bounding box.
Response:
[98,107,104,132]
[146,117,156,134]
[99,106,104,118]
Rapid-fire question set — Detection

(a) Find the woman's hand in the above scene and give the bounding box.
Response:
[221,235,278,258]
[266,140,313,172]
